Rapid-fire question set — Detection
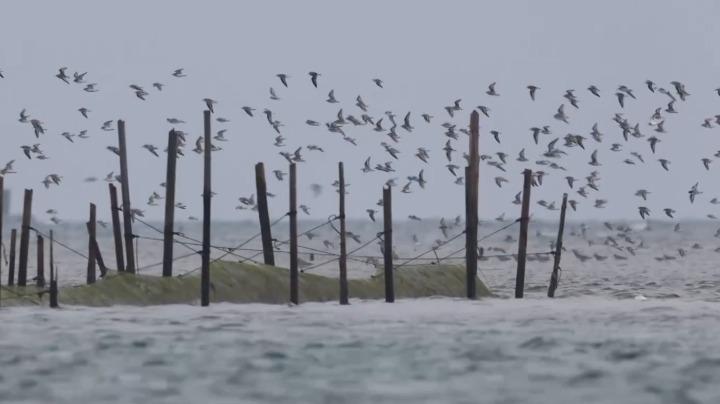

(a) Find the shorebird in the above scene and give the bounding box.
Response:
[203,98,217,113]
[527,85,539,100]
[486,82,499,96]
[309,71,320,88]
[554,104,568,123]
[143,144,159,157]
[242,106,255,117]
[56,67,70,84]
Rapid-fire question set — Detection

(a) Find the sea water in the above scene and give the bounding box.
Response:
[1,219,719,403]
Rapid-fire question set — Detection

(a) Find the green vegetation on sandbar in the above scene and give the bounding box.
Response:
[0,261,491,307]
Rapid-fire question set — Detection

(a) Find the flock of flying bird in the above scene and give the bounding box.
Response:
[2,66,720,265]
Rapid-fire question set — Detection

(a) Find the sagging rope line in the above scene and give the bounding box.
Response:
[273,215,339,248]
[132,217,204,255]
[135,251,201,271]
[441,218,522,260]
[29,227,88,260]
[301,232,383,273]
[176,214,289,278]
[229,216,340,267]
[396,218,521,268]
[394,229,467,269]
[135,213,288,267]
[438,250,556,261]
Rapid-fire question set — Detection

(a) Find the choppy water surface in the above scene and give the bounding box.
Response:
[2,219,720,403]
[1,299,720,404]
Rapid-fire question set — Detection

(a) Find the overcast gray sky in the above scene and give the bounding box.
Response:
[1,0,720,222]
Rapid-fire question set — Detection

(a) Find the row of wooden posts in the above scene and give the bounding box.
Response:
[0,110,570,307]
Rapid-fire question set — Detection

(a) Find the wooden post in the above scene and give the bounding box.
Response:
[548,193,568,298]
[85,222,108,277]
[36,235,45,288]
[93,239,108,277]
[109,183,125,272]
[383,186,394,303]
[162,130,178,277]
[86,203,97,284]
[338,162,349,305]
[0,176,3,296]
[17,188,32,286]
[49,230,58,308]
[465,111,480,299]
[255,162,275,266]
[289,163,299,305]
[515,169,533,298]
[7,228,16,286]
[118,120,136,273]
[201,110,211,307]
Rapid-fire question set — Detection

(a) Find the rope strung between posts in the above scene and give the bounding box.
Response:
[440,218,522,261]
[394,229,467,269]
[29,227,88,260]
[235,215,340,265]
[135,250,201,271]
[301,231,383,273]
[132,216,204,255]
[133,213,287,264]
[177,213,289,278]
[439,250,556,260]
[274,215,340,247]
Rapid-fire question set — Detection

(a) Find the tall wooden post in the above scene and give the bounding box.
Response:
[383,186,394,303]
[118,120,136,273]
[7,228,16,286]
[17,189,32,286]
[86,227,108,278]
[201,110,212,306]
[109,183,125,272]
[338,162,349,305]
[36,235,45,288]
[465,111,480,299]
[162,130,178,277]
[515,169,533,298]
[0,176,3,293]
[289,163,299,305]
[255,162,275,266]
[49,230,58,308]
[548,193,568,298]
[86,203,97,284]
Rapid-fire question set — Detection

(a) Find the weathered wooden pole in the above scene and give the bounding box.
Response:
[289,163,299,305]
[515,169,533,298]
[117,120,136,274]
[0,176,3,293]
[7,228,16,286]
[465,111,480,299]
[383,186,394,303]
[49,230,58,308]
[93,238,108,277]
[162,130,178,277]
[108,183,125,272]
[338,162,349,305]
[17,189,33,286]
[36,235,45,288]
[84,219,107,277]
[86,203,97,284]
[255,162,275,266]
[548,193,568,298]
[201,110,212,307]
